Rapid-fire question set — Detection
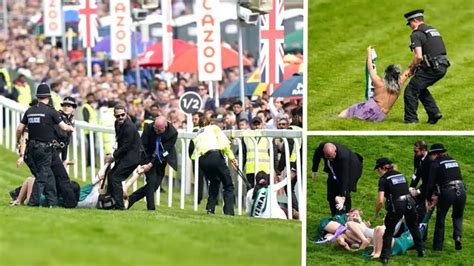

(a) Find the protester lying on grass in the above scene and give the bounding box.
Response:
[338,46,413,122]
[314,208,373,251]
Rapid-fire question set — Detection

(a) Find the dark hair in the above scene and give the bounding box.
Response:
[252,171,270,200]
[384,64,402,94]
[70,181,80,202]
[114,104,126,112]
[414,140,428,150]
[198,116,211,127]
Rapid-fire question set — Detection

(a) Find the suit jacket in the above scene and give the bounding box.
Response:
[113,117,142,166]
[312,142,363,196]
[141,121,178,170]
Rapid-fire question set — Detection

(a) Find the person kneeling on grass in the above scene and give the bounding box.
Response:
[246,171,288,219]
[338,46,413,122]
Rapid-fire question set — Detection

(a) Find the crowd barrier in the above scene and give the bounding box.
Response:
[0,96,302,219]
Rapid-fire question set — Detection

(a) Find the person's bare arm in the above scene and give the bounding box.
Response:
[399,68,413,86]
[408,47,423,72]
[367,47,384,89]
[373,191,384,220]
[16,123,26,146]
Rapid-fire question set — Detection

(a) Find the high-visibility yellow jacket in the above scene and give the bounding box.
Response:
[81,103,98,135]
[245,137,270,174]
[193,125,235,160]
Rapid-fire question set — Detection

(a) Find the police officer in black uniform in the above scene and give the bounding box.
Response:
[373,158,425,264]
[425,144,466,251]
[56,96,76,161]
[15,83,74,207]
[403,9,450,124]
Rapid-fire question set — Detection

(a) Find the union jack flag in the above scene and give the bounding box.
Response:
[259,0,285,89]
[78,0,99,48]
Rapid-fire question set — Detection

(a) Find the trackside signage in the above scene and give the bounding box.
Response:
[196,0,222,81]
[44,0,62,37]
[110,0,132,60]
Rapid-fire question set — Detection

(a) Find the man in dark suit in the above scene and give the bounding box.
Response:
[106,104,142,210]
[128,116,178,210]
[312,142,363,216]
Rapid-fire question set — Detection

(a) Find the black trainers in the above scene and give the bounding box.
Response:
[455,240,462,250]
[428,113,443,124]
[404,119,419,124]
[417,249,426,257]
[380,258,389,265]
[206,209,215,214]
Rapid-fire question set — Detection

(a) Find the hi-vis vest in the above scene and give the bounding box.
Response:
[50,91,62,111]
[245,137,270,174]
[0,68,11,90]
[289,125,302,163]
[99,107,114,154]
[15,83,32,107]
[81,103,98,134]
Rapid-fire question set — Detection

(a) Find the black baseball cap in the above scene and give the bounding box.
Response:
[404,9,424,25]
[251,117,262,124]
[374,157,393,170]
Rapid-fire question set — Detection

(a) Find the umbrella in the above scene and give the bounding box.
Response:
[93,32,152,54]
[167,45,252,73]
[270,73,303,98]
[220,75,259,99]
[284,29,303,52]
[139,39,194,67]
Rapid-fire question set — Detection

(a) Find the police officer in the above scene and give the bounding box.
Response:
[425,144,466,251]
[192,116,238,215]
[403,9,450,124]
[409,140,432,237]
[56,97,77,161]
[373,158,425,264]
[15,83,74,207]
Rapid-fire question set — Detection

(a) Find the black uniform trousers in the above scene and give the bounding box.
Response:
[193,159,208,204]
[415,196,428,240]
[433,185,466,250]
[27,140,57,206]
[199,150,234,215]
[381,199,423,260]
[51,149,77,208]
[327,177,351,216]
[128,161,167,210]
[404,65,447,122]
[107,161,138,209]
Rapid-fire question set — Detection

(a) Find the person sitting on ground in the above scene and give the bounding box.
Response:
[338,46,413,122]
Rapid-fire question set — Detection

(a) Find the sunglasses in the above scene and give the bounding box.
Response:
[115,113,126,118]
[278,123,288,126]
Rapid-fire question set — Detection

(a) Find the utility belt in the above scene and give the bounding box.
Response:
[422,54,450,71]
[440,180,464,196]
[388,194,416,212]
[51,140,66,150]
[29,139,54,148]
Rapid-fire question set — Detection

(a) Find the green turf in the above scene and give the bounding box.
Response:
[307,0,474,130]
[0,147,301,266]
[306,136,474,265]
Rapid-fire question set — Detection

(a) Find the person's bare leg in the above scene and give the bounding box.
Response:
[14,177,35,204]
[338,109,349,118]
[347,221,371,250]
[344,229,360,244]
[372,225,386,258]
[324,221,342,234]
[336,235,357,252]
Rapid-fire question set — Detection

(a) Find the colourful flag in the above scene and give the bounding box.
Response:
[259,0,285,92]
[365,48,377,99]
[161,0,174,71]
[78,0,99,48]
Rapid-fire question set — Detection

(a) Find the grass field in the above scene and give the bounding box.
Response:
[0,147,301,266]
[307,0,474,130]
[307,136,474,265]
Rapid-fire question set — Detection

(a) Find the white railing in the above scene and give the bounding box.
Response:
[0,96,303,220]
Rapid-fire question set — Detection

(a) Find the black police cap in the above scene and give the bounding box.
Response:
[404,9,424,25]
[61,96,77,108]
[36,83,51,97]
[374,157,393,170]
[428,143,447,155]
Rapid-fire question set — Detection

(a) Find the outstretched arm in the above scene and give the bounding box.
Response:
[367,46,384,89]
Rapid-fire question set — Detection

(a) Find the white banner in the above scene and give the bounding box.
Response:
[162,0,174,70]
[110,0,132,60]
[43,0,62,37]
[196,0,222,81]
